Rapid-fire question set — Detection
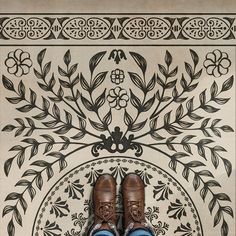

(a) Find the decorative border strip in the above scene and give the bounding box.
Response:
[0,14,236,43]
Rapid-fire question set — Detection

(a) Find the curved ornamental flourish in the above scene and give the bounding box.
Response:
[0,15,235,41]
[32,157,203,236]
[1,48,235,236]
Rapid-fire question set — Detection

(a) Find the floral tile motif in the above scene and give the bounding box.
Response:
[0,13,235,236]
[33,158,202,236]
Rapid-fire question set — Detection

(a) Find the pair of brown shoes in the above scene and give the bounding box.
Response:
[89,173,153,236]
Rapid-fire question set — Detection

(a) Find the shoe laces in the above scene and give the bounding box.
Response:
[90,201,119,236]
[125,201,155,236]
[128,201,144,222]
[96,201,115,222]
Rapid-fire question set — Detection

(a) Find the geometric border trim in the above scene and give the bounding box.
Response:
[0,14,236,45]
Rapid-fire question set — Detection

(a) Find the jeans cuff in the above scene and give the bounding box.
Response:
[129,227,154,236]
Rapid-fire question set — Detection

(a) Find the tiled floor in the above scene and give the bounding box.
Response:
[0,12,235,236]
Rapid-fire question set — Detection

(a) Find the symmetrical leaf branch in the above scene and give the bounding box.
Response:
[123,52,156,137]
[133,75,234,179]
[2,135,89,177]
[57,49,86,118]
[170,117,233,137]
[2,142,98,236]
[150,49,202,120]
[150,135,232,177]
[150,50,179,119]
[80,51,113,135]
[132,49,203,141]
[138,142,234,236]
[133,76,234,142]
[2,76,101,175]
[34,49,86,119]
[158,76,234,138]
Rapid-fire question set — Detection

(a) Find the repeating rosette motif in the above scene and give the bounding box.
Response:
[5,49,32,77]
[203,49,231,77]
[107,87,129,110]
[110,69,125,85]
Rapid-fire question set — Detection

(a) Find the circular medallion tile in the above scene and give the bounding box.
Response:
[33,157,203,236]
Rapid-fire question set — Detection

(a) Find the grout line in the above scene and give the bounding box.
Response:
[0,13,236,15]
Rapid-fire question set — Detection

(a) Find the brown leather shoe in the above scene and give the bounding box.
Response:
[89,174,119,236]
[122,173,153,236]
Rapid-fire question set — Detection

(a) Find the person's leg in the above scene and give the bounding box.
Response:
[93,229,115,236]
[122,174,154,236]
[89,174,119,236]
[128,229,153,236]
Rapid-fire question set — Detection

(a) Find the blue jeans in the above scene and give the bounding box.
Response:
[93,230,114,236]
[93,229,152,236]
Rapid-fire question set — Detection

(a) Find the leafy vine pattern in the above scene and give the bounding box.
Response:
[1,48,234,236]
